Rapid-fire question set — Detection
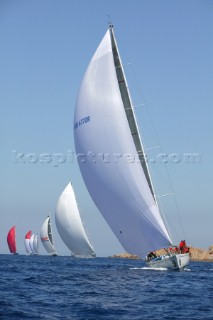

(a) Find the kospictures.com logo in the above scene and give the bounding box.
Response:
[11,150,201,167]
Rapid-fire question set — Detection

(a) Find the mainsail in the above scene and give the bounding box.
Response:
[7,225,17,254]
[25,230,33,254]
[40,215,57,255]
[74,27,172,258]
[55,183,95,257]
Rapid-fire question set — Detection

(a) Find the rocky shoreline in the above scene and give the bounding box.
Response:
[111,246,213,262]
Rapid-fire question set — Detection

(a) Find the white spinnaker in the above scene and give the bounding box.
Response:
[29,234,36,254]
[55,183,95,257]
[74,30,172,258]
[25,239,32,254]
[33,234,39,254]
[40,216,57,255]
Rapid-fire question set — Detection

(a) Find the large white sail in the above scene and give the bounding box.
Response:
[40,215,57,255]
[74,28,172,258]
[55,183,95,257]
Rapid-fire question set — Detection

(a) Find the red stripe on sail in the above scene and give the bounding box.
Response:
[41,236,49,241]
[25,230,32,239]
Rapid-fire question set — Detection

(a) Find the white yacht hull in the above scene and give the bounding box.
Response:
[147,253,190,270]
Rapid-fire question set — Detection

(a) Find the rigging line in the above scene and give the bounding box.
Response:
[146,166,173,241]
[125,103,146,110]
[118,75,161,171]
[116,62,131,69]
[158,198,174,243]
[149,142,186,239]
[107,14,113,27]
[138,140,173,195]
[75,191,93,248]
[111,28,157,201]
[159,199,182,243]
[149,163,174,196]
[166,175,186,239]
[114,30,183,242]
[128,63,161,144]
[154,186,181,242]
[156,192,182,242]
[129,62,186,241]
[126,100,162,147]
[146,145,160,151]
[156,193,174,198]
[150,150,186,240]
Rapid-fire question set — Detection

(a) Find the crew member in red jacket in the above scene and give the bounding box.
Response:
[179,240,189,253]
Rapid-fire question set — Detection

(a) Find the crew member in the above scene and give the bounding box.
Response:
[179,240,189,254]
[147,251,157,261]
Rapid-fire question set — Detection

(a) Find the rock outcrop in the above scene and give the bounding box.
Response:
[110,253,139,259]
[189,246,213,261]
[111,246,213,262]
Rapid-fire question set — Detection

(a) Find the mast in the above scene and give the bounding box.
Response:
[109,26,157,202]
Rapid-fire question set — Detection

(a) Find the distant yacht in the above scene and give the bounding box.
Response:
[24,230,33,255]
[55,182,96,258]
[73,25,189,270]
[40,215,57,256]
[7,225,18,254]
[29,234,39,255]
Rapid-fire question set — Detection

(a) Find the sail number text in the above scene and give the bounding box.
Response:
[74,116,90,129]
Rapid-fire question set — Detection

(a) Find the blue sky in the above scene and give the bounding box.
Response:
[0,0,213,255]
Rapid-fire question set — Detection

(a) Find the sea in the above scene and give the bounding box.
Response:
[0,255,213,320]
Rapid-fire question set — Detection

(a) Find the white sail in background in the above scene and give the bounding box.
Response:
[55,183,95,257]
[25,230,33,255]
[29,234,36,254]
[29,233,39,255]
[33,234,39,255]
[74,28,172,258]
[40,215,57,255]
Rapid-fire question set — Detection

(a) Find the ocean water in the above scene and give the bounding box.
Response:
[0,255,213,319]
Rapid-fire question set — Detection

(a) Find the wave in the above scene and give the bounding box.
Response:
[130,266,168,271]
[184,268,191,272]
